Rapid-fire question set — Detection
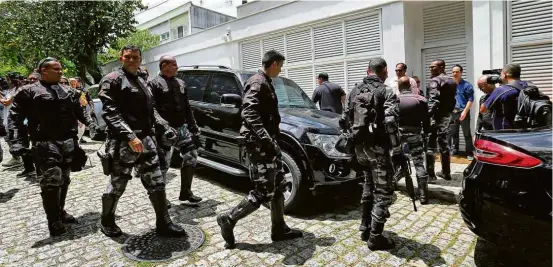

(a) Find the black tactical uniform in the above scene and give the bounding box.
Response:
[397,88,431,204]
[149,74,202,203]
[8,81,96,236]
[98,67,185,238]
[426,73,456,182]
[217,70,302,249]
[343,74,399,250]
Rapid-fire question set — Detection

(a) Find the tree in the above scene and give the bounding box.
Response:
[99,29,160,65]
[0,1,146,84]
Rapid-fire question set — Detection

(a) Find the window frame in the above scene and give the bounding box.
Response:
[203,72,243,105]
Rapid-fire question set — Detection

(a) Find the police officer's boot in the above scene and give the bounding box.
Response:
[40,187,66,236]
[217,197,259,249]
[149,190,186,237]
[426,153,437,184]
[367,221,395,251]
[178,167,202,203]
[16,154,35,177]
[270,191,303,242]
[437,152,452,180]
[359,201,373,241]
[59,182,77,223]
[417,175,429,205]
[100,194,122,237]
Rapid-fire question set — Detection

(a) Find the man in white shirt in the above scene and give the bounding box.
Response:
[386,63,419,96]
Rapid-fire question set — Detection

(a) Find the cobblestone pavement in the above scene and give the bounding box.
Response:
[0,140,548,267]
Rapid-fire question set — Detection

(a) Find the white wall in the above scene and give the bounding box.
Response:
[236,0,289,18]
[148,21,170,36]
[471,0,506,131]
[382,1,407,83]
[127,0,396,75]
[403,1,424,79]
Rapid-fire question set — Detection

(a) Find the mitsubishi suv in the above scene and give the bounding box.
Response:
[175,65,362,212]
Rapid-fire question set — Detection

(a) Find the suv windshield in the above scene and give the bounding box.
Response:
[240,73,316,109]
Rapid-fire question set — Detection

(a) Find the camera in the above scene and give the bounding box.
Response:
[482,69,502,84]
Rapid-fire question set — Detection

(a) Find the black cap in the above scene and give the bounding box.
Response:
[317,72,329,80]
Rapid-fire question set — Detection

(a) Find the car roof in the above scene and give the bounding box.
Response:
[177,65,256,76]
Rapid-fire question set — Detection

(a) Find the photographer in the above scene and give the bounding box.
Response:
[476,75,496,131]
[480,64,526,130]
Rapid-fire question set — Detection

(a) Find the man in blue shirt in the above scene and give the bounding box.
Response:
[448,64,474,159]
[481,64,527,130]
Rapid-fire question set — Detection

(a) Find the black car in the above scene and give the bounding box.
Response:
[174,65,362,212]
[459,126,552,252]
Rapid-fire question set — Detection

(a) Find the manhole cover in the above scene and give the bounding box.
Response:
[122,224,204,262]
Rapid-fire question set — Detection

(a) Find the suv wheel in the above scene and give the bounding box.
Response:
[89,117,105,141]
[280,151,309,213]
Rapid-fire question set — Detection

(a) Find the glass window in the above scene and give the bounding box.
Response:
[205,74,241,104]
[178,72,209,101]
[177,26,184,38]
[239,73,316,109]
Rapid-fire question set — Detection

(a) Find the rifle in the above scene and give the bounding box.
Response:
[393,153,417,212]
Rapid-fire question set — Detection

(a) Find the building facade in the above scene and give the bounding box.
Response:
[103,0,552,138]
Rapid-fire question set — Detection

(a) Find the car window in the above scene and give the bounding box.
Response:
[239,73,316,109]
[205,73,241,104]
[178,72,209,101]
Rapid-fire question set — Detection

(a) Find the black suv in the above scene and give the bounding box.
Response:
[175,65,362,212]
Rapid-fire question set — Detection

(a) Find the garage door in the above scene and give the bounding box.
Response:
[240,9,382,94]
[508,0,553,97]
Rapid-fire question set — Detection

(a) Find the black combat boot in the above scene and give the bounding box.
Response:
[418,175,429,205]
[426,153,437,184]
[100,194,122,237]
[217,197,259,248]
[59,183,77,223]
[359,201,373,241]
[16,154,35,177]
[40,187,66,236]
[270,192,303,242]
[437,152,452,180]
[367,221,395,251]
[178,167,202,203]
[150,190,187,237]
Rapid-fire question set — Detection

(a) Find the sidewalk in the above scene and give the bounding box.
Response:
[397,155,469,203]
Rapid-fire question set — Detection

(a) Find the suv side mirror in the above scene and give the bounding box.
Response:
[220,93,242,107]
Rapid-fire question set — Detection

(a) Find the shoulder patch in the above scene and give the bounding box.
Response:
[106,71,120,79]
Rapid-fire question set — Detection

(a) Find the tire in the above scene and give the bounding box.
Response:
[89,117,105,141]
[280,151,310,213]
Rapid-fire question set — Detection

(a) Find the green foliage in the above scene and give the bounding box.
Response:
[0,0,146,84]
[99,29,160,65]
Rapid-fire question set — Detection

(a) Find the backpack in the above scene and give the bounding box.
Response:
[351,82,381,141]
[509,83,552,128]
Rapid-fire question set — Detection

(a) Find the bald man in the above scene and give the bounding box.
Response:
[476,75,496,131]
[148,55,203,205]
[396,76,431,204]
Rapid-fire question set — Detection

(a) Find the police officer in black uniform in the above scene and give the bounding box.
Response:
[217,50,303,249]
[98,45,185,238]
[397,76,431,204]
[149,55,202,204]
[426,59,457,183]
[8,57,98,236]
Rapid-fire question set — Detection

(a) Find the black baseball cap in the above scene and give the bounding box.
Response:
[317,72,329,80]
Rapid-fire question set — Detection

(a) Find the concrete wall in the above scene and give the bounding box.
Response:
[148,21,170,36]
[402,1,424,79]
[382,1,407,84]
[236,0,290,18]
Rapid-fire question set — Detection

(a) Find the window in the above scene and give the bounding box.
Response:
[177,26,184,38]
[205,74,241,104]
[160,32,170,42]
[178,72,210,101]
[239,73,316,109]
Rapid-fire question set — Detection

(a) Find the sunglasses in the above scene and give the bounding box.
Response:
[60,81,68,85]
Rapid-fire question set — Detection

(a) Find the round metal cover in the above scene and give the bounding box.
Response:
[122,224,204,262]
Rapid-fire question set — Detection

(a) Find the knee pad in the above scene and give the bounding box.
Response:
[181,153,197,168]
[41,166,63,187]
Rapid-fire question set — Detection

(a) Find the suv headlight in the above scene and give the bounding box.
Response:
[306,133,350,158]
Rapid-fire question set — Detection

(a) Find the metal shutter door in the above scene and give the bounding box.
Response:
[423,2,467,44]
[346,60,369,92]
[313,22,344,60]
[241,41,261,70]
[510,0,552,40]
[262,35,285,55]
[345,14,381,55]
[286,29,312,64]
[288,66,315,97]
[511,43,553,97]
[314,62,345,90]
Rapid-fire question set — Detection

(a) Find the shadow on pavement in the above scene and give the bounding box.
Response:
[474,237,551,267]
[170,199,224,225]
[387,231,446,266]
[0,188,19,203]
[235,231,336,265]
[31,212,101,248]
